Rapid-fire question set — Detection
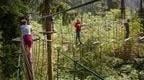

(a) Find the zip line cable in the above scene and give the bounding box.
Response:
[31,0,100,19]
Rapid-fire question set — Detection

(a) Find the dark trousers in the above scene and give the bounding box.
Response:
[75,31,82,44]
[125,31,129,39]
[124,24,129,39]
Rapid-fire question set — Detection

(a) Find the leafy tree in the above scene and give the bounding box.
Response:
[0,0,29,79]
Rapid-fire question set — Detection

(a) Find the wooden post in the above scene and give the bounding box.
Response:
[106,0,112,10]
[139,0,144,31]
[43,0,53,80]
[121,0,125,19]
[139,0,143,13]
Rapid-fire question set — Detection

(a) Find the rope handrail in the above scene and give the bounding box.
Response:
[58,49,104,80]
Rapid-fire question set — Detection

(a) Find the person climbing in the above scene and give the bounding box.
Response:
[74,19,82,44]
[20,18,33,63]
[124,19,130,39]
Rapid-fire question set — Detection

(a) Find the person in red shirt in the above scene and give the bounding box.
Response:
[74,19,82,44]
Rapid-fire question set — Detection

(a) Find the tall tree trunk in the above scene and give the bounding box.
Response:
[139,0,144,32]
[107,0,112,10]
[121,0,126,19]
[139,0,143,12]
[43,0,53,80]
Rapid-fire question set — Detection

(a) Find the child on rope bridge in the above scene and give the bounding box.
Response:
[20,18,33,64]
[74,19,83,44]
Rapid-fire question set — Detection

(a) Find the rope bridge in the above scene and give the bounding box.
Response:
[10,33,103,80]
[3,0,140,79]
[14,17,142,80]
[7,0,103,80]
[12,37,35,80]
[15,0,115,79]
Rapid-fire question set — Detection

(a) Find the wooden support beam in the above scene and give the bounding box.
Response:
[43,0,53,80]
[39,31,56,34]
[12,36,40,42]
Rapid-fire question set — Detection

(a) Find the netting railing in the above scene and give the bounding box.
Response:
[32,36,48,80]
[56,46,104,80]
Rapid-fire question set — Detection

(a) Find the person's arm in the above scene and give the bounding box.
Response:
[80,22,87,27]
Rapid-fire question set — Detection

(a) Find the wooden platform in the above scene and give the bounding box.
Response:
[39,31,57,34]
[12,36,40,42]
[14,50,22,54]
[138,36,144,43]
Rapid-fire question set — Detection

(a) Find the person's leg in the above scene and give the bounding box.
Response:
[25,45,29,56]
[77,32,82,44]
[23,36,33,77]
[75,32,78,44]
[24,36,30,58]
[28,47,32,63]
[125,31,129,39]
[27,35,33,64]
[24,44,32,65]
[27,36,34,78]
[24,35,33,64]
[27,47,31,62]
[125,24,129,39]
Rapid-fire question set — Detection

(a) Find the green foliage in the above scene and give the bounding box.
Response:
[0,44,19,78]
[53,8,144,80]
[0,0,30,79]
[32,1,144,79]
[1,0,142,79]
[62,12,77,25]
